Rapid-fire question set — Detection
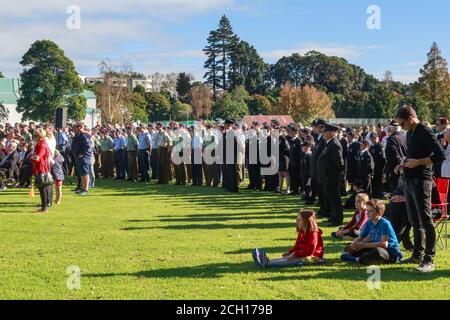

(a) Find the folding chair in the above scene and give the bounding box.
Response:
[433,178,449,250]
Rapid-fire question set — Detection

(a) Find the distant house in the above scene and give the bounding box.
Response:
[242,115,295,127]
[0,78,100,127]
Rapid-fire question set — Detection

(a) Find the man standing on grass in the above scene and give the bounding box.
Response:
[395,106,446,273]
[71,123,93,196]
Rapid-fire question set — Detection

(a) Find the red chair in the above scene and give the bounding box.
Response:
[433,178,449,250]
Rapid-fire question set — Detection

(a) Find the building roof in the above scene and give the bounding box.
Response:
[0,78,21,104]
[242,115,295,127]
[0,78,96,104]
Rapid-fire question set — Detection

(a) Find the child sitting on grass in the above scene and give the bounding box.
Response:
[341,199,403,265]
[252,209,324,268]
[332,193,369,240]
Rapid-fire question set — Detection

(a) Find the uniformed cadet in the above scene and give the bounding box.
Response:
[137,126,152,182]
[316,124,344,227]
[126,126,139,182]
[369,132,386,198]
[99,130,114,179]
[156,125,172,184]
[173,128,187,185]
[223,119,239,192]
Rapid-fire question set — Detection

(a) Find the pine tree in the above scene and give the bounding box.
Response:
[416,42,450,119]
[203,30,220,98]
[204,15,239,96]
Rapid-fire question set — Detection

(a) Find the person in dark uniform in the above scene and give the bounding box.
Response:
[247,122,262,190]
[369,132,386,198]
[339,129,349,195]
[357,140,375,194]
[223,119,239,193]
[384,120,407,192]
[316,124,345,227]
[263,122,279,192]
[346,129,360,186]
[310,119,326,208]
[288,126,302,195]
[301,141,313,204]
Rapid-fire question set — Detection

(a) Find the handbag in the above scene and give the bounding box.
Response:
[34,172,54,188]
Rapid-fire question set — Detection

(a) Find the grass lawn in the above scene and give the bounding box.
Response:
[0,179,449,300]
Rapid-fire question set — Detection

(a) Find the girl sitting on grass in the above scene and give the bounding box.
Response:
[252,209,324,268]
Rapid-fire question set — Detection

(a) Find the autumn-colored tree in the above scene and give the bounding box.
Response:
[272,82,334,124]
[189,83,212,119]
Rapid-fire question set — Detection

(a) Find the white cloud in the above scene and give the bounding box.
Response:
[0,0,235,78]
[261,43,382,61]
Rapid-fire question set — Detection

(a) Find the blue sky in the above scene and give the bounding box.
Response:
[1,0,449,83]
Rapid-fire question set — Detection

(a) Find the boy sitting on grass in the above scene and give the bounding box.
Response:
[341,199,403,265]
[332,193,369,240]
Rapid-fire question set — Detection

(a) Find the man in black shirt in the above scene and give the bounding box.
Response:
[395,106,446,273]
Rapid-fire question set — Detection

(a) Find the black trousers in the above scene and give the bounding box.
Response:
[192,164,203,186]
[405,178,435,263]
[138,150,150,181]
[385,202,411,245]
[114,149,125,179]
[372,173,384,198]
[248,163,262,190]
[319,181,343,225]
[352,247,391,265]
[289,165,301,194]
[38,185,52,210]
[225,164,239,192]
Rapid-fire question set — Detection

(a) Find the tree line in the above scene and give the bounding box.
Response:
[7,15,450,124]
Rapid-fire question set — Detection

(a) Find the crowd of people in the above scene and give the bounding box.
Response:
[1,105,449,272]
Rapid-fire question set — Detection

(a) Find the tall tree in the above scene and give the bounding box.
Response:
[415,42,450,119]
[229,40,268,94]
[212,86,249,120]
[176,72,193,102]
[248,94,271,115]
[203,30,220,98]
[0,71,4,78]
[17,40,86,122]
[95,60,132,124]
[204,15,239,95]
[189,83,213,119]
[272,82,334,124]
[145,92,171,122]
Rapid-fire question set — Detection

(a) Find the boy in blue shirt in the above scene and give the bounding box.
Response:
[341,199,403,265]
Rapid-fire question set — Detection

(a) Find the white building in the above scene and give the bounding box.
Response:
[0,78,100,128]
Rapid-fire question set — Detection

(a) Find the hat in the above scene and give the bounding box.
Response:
[271,119,280,126]
[324,124,339,132]
[389,120,400,127]
[224,119,235,125]
[313,119,326,127]
[369,132,378,138]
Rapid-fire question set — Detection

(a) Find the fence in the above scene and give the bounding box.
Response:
[326,118,390,127]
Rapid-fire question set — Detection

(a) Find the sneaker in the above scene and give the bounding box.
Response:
[416,261,435,273]
[0,186,7,192]
[72,187,82,192]
[401,256,422,264]
[252,249,260,267]
[340,253,360,263]
[76,190,88,196]
[258,249,269,268]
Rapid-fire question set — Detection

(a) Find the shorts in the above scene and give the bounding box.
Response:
[55,180,63,187]
[76,157,90,176]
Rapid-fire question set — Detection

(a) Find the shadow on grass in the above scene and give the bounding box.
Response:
[84,262,449,282]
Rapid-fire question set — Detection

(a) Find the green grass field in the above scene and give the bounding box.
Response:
[0,179,449,300]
